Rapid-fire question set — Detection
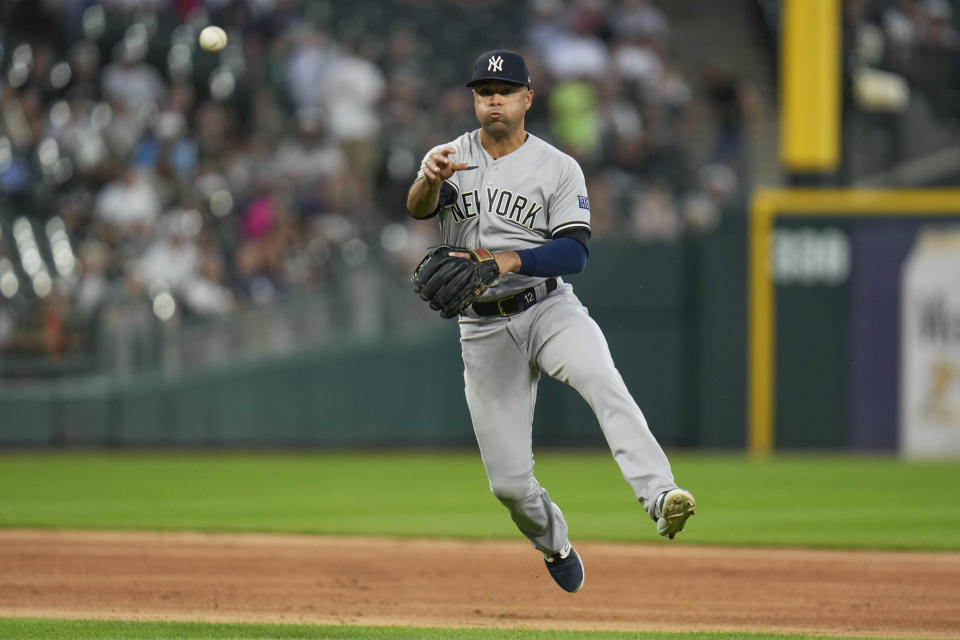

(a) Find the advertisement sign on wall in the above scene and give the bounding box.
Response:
[900,228,960,458]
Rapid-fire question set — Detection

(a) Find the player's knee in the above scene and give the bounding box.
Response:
[489,478,535,506]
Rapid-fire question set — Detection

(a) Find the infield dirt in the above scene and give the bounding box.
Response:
[0,529,958,638]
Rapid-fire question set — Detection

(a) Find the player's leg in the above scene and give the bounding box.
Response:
[459,319,569,555]
[527,287,681,515]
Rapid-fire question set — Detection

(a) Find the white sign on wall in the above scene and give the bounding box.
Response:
[900,227,960,458]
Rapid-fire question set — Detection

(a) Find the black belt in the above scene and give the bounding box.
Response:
[471,278,558,317]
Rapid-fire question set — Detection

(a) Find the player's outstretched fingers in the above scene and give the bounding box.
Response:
[423,159,441,183]
[438,147,470,173]
[429,148,468,180]
[429,148,453,178]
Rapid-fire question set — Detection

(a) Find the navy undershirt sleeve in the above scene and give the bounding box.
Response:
[422,181,458,218]
[517,237,588,277]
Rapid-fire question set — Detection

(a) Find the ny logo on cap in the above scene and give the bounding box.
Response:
[488,55,504,72]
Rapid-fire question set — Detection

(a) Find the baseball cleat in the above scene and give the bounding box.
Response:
[543,542,584,593]
[653,488,696,539]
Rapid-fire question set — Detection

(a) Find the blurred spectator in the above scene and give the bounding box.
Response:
[648,57,692,138]
[286,25,333,115]
[233,193,297,304]
[535,3,610,81]
[884,0,924,52]
[596,72,644,165]
[700,63,762,195]
[629,181,681,241]
[101,39,166,113]
[681,163,738,234]
[266,107,346,211]
[66,41,102,101]
[321,43,386,208]
[73,239,110,323]
[610,31,663,96]
[135,208,233,316]
[608,0,670,42]
[550,79,601,161]
[93,166,161,243]
[923,0,959,48]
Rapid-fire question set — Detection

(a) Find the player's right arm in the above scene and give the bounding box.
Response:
[406,176,443,219]
[407,146,468,219]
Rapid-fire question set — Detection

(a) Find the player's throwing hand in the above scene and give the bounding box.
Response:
[421,147,469,183]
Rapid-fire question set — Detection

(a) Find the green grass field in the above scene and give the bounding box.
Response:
[1,450,957,640]
[0,618,928,640]
[1,451,958,549]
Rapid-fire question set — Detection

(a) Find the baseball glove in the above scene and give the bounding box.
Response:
[411,245,501,319]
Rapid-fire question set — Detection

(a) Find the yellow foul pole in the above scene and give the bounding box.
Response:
[780,0,841,172]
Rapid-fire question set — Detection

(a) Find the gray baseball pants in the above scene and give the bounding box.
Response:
[459,282,677,555]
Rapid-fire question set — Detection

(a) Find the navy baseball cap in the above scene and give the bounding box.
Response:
[466,49,531,88]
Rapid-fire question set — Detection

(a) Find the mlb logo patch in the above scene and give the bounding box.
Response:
[578,195,590,210]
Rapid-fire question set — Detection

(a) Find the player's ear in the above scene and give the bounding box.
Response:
[525,88,533,110]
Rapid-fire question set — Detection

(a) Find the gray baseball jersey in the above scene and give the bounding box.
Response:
[418,129,591,300]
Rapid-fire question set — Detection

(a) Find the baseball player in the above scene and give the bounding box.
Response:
[406,49,695,593]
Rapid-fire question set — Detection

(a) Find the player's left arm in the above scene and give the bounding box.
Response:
[493,229,589,276]
[495,156,591,276]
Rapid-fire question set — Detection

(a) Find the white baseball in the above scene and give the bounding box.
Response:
[199,26,227,52]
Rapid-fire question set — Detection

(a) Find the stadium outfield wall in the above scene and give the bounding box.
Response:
[11,190,960,452]
[0,235,748,450]
[11,197,958,456]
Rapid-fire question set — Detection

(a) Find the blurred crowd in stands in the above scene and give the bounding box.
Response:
[0,0,743,371]
[756,0,960,179]
[843,0,959,114]
[839,0,960,179]
[0,0,956,374]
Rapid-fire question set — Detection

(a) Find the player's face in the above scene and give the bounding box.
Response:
[472,81,532,137]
